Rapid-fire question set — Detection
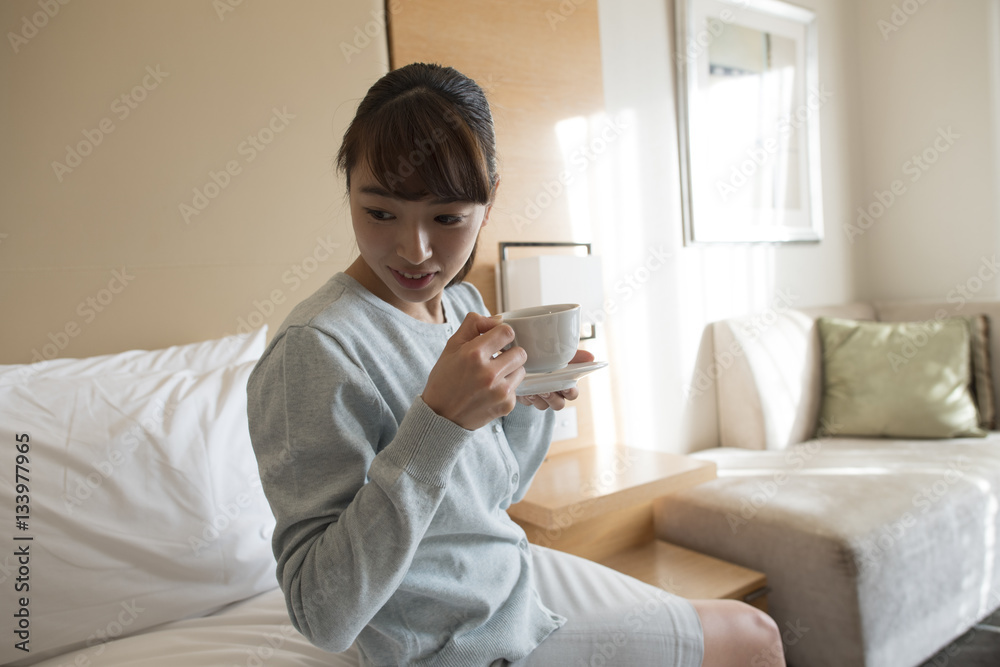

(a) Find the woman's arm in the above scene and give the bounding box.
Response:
[247,324,473,652]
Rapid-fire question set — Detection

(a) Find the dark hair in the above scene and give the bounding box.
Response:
[336,63,498,287]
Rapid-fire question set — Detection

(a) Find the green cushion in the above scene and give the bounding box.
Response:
[816,317,986,439]
[967,314,996,429]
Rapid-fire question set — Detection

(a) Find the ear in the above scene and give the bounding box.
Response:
[482,175,501,228]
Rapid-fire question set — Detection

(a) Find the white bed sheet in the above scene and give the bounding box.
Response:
[29,587,360,667]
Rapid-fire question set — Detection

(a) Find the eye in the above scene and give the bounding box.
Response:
[364,208,393,222]
[435,214,465,225]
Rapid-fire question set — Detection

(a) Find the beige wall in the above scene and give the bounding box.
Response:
[1,0,387,363]
[852,0,1000,303]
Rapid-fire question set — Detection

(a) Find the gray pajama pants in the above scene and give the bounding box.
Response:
[499,544,705,667]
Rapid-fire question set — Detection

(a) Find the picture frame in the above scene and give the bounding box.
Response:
[675,0,824,244]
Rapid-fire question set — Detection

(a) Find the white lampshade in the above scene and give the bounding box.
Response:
[502,254,604,326]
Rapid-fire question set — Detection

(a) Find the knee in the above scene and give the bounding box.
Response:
[695,599,785,667]
[741,606,784,666]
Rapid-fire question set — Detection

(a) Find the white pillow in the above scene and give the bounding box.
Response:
[0,330,276,666]
[0,327,267,385]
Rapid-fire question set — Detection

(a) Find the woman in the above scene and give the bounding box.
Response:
[247,62,784,666]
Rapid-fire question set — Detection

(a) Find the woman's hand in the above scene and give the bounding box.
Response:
[517,349,595,411]
[422,312,526,431]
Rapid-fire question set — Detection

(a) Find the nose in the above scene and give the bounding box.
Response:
[397,221,431,265]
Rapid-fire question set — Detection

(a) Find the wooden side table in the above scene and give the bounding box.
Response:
[508,446,769,611]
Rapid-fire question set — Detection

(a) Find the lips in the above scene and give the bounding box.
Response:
[390,268,437,290]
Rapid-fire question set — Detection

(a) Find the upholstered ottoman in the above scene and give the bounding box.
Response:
[668,300,1000,667]
[656,439,1000,667]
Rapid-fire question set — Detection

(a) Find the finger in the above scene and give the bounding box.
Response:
[474,313,504,334]
[569,349,595,364]
[500,362,526,392]
[491,341,527,376]
[451,312,501,347]
[479,320,515,354]
[545,394,567,410]
[556,387,579,401]
[529,395,549,410]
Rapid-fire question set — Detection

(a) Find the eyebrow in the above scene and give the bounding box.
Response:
[358,184,465,205]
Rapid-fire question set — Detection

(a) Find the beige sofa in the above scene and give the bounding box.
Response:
[658,300,1000,667]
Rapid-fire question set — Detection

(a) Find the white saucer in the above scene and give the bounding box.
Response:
[516,361,609,396]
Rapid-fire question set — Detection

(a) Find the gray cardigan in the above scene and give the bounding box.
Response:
[246,273,563,666]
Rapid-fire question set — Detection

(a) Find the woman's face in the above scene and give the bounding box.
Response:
[347,163,491,322]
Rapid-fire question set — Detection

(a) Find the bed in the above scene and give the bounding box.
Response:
[0,327,360,666]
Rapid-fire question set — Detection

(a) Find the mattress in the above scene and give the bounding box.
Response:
[28,587,360,667]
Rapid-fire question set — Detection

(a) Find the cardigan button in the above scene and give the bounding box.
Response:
[511,473,519,485]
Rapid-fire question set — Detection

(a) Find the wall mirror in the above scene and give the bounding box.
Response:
[675,0,823,244]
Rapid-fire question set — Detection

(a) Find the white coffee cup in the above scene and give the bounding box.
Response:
[499,303,581,373]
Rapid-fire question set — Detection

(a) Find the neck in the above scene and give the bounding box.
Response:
[345,257,445,324]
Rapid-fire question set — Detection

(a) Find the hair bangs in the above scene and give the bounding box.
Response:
[354,88,495,204]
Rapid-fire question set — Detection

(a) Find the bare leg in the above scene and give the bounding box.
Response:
[690,599,785,667]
